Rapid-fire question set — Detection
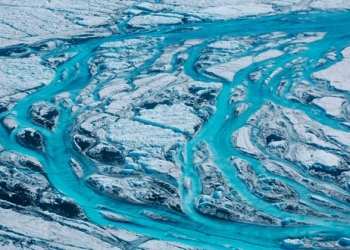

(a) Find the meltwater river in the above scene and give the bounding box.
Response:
[1,10,350,249]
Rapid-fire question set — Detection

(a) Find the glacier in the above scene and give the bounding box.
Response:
[1,0,350,249]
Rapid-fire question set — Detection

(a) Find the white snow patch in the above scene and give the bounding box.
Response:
[0,56,54,98]
[312,96,347,118]
[291,32,326,44]
[98,79,131,100]
[310,1,350,10]
[205,56,253,81]
[138,240,193,250]
[313,46,350,93]
[197,3,274,20]
[138,157,181,180]
[285,143,343,170]
[127,14,182,29]
[207,40,246,50]
[106,119,185,155]
[137,103,202,135]
[136,2,166,12]
[254,49,284,62]
[232,126,263,158]
[0,207,123,249]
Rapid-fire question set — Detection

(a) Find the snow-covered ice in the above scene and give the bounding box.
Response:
[0,57,54,99]
[1,0,350,249]
[313,47,350,93]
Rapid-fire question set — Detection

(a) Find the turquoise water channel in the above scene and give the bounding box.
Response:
[1,11,350,249]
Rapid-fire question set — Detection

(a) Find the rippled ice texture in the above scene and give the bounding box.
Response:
[1,1,350,249]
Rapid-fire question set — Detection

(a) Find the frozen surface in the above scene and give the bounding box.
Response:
[232,126,263,157]
[310,1,350,10]
[313,47,350,93]
[136,103,202,135]
[0,57,54,98]
[127,14,183,29]
[312,96,347,117]
[1,0,350,250]
[0,0,130,45]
